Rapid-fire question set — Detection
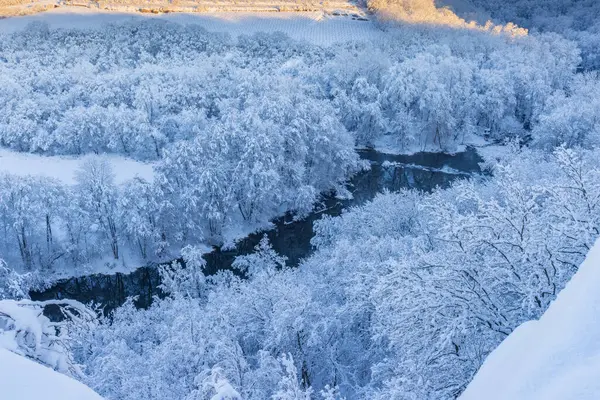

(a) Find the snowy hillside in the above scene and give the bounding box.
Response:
[0,0,371,32]
[461,239,600,400]
[0,348,103,400]
[0,8,380,45]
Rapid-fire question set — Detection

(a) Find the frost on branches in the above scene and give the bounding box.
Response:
[0,17,591,278]
[0,284,97,378]
[69,145,600,399]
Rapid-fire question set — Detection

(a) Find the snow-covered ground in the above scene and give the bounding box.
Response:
[0,148,154,185]
[461,239,600,400]
[0,8,382,46]
[0,348,103,400]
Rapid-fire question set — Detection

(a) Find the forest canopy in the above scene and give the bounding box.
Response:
[0,17,589,275]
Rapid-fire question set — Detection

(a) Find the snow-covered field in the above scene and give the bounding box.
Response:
[461,239,600,400]
[0,148,154,185]
[0,8,382,45]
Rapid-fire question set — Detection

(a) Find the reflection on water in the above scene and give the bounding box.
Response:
[30,148,482,315]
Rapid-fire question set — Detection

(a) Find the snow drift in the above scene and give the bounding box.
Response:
[0,348,103,400]
[461,239,600,400]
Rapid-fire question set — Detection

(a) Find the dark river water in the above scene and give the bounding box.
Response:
[30,148,482,315]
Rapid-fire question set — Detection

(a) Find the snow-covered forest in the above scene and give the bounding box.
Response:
[1,0,600,399]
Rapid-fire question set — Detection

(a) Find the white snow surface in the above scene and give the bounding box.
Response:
[0,148,154,185]
[0,8,382,45]
[0,348,103,400]
[461,239,600,400]
[0,300,43,353]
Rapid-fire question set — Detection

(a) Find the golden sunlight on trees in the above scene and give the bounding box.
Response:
[369,0,527,37]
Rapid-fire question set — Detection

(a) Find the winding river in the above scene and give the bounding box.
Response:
[30,148,482,315]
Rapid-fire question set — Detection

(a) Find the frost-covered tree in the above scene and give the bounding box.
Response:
[533,73,600,149]
[75,157,121,260]
[0,298,96,377]
[272,354,313,400]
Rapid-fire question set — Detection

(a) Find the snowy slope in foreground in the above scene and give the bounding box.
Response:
[461,239,600,400]
[0,348,103,400]
[0,148,154,185]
